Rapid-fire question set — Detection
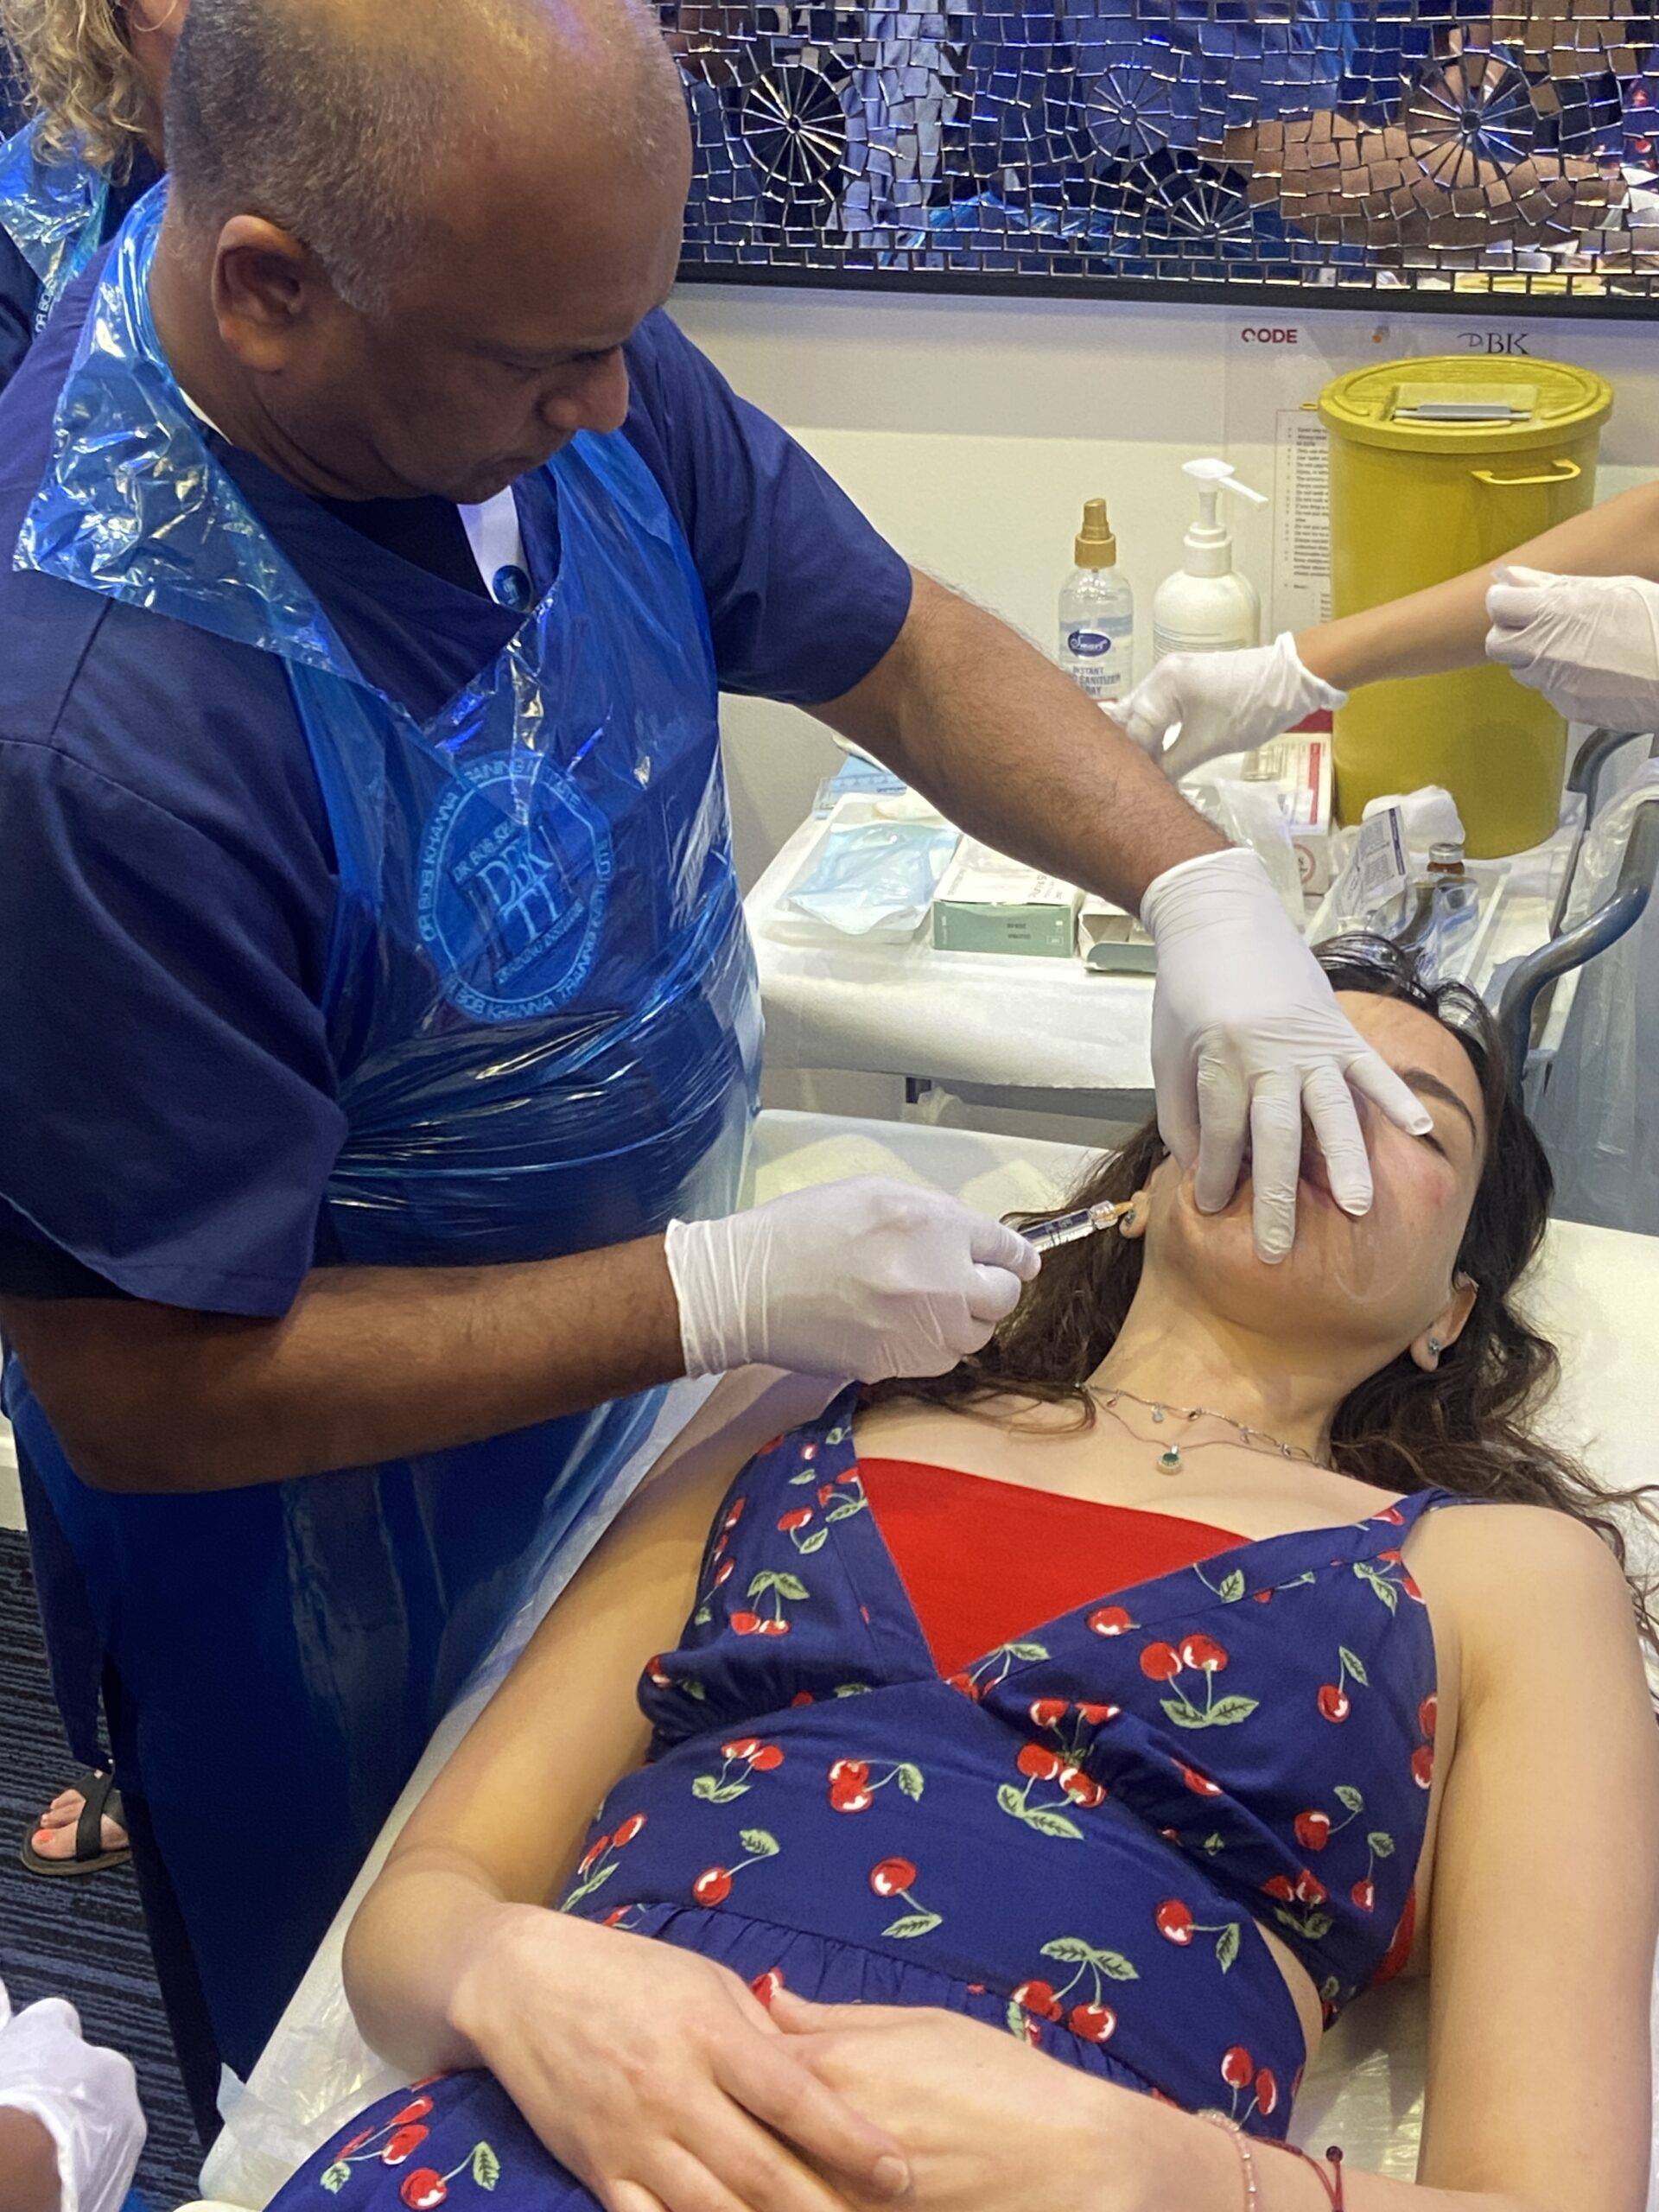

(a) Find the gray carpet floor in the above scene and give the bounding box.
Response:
[0,1529,203,2209]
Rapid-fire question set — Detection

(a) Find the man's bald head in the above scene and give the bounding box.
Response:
[151,0,692,505]
[166,0,687,311]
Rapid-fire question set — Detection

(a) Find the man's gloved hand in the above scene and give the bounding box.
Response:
[1116,634,1348,784]
[0,1989,144,2212]
[664,1178,1041,1382]
[1485,564,1659,734]
[1141,849,1433,1262]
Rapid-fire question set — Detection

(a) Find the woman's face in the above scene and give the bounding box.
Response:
[1140,993,1489,1361]
[124,0,188,114]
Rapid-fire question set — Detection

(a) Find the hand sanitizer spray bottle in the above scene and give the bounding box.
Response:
[1151,459,1268,664]
[1058,498,1135,706]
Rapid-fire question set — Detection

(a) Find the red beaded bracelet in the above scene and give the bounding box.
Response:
[1203,2117,1345,2209]
[1270,2139,1346,2209]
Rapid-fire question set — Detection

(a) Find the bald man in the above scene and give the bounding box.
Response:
[0,0,1425,2116]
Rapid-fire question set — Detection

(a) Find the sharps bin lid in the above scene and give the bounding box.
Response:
[1319,354,1611,455]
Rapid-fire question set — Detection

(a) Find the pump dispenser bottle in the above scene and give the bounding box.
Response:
[1151,459,1268,663]
[1058,497,1135,705]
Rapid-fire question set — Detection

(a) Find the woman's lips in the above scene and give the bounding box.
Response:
[1236,1140,1338,1207]
[1299,1141,1335,1201]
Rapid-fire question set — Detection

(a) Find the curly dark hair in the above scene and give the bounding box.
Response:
[869,938,1658,1654]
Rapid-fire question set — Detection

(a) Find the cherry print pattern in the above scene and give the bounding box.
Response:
[692,1740,785,1804]
[868,1857,942,1939]
[316,2108,500,2203]
[827,1756,925,1813]
[563,1392,1481,2146]
[276,1399,1484,2208]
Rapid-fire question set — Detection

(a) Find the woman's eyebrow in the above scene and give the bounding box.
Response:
[1395,1065,1479,1145]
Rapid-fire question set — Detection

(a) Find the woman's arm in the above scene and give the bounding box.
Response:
[342,1368,914,2212]
[342,1365,837,2069]
[1408,1505,1658,2209]
[1296,481,1659,693]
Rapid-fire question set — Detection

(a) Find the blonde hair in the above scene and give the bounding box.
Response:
[0,0,152,173]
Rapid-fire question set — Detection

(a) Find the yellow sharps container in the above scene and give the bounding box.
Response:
[1319,355,1611,857]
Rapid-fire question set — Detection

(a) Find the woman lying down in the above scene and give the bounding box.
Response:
[274,944,1659,2212]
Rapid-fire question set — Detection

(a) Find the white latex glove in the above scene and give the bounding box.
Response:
[1141,849,1433,1262]
[0,1989,143,2212]
[664,1177,1040,1382]
[1485,564,1659,734]
[1116,633,1348,783]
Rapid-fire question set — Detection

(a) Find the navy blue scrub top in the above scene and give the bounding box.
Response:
[0,146,160,392]
[0,258,912,1313]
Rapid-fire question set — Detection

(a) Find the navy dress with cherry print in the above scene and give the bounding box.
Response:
[273,1384,1472,2209]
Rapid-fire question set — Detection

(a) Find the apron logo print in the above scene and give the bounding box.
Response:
[418,758,614,1022]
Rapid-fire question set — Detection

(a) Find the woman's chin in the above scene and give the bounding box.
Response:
[1166,1168,1395,1310]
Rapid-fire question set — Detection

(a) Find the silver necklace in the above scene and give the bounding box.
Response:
[1090,1385,1322,1473]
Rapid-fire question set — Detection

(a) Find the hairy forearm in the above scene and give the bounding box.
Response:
[1296,480,1659,692]
[0,1235,682,1492]
[823,572,1223,908]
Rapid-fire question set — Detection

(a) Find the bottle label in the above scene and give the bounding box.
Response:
[1059,622,1132,703]
[1152,624,1254,661]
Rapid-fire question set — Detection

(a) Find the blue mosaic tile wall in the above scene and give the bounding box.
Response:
[664,3,1659,304]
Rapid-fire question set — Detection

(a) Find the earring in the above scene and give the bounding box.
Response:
[1120,1207,1135,1230]
[1426,1337,1443,1358]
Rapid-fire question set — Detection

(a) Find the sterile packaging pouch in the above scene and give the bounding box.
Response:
[1362,785,1466,859]
[1241,734,1335,895]
[1313,804,1414,943]
[779,804,959,943]
[810,755,912,817]
[1209,777,1306,927]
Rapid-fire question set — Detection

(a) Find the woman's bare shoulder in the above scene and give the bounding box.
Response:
[1414,1496,1643,1667]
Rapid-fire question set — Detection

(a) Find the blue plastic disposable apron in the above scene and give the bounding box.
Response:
[0,118,110,330]
[4,185,760,2075]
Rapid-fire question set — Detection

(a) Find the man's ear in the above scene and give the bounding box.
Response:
[213,217,326,373]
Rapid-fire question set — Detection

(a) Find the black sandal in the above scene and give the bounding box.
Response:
[18,1767,131,1878]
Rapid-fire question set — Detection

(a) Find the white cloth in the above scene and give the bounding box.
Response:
[1486,565,1659,735]
[1116,634,1347,783]
[664,1176,1039,1382]
[459,492,527,604]
[0,1985,144,2212]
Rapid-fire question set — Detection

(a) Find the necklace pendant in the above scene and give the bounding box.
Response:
[1159,1446,1183,1472]
[1151,1405,1165,1424]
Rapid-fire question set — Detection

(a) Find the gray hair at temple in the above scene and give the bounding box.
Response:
[163,0,686,313]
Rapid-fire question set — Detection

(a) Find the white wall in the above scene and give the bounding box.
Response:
[677,282,1659,893]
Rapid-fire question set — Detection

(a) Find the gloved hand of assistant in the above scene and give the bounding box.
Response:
[664,1178,1040,1382]
[1486,564,1659,734]
[1141,849,1433,1262]
[1116,633,1348,783]
[0,1988,143,2212]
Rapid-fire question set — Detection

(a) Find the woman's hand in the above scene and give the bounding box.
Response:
[1116,637,1345,784]
[448,1910,912,2212]
[769,1993,1203,2212]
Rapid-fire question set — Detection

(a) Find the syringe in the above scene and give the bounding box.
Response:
[1009,1199,1128,1254]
